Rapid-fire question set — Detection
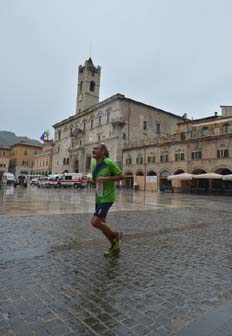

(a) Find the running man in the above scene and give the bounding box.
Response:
[89,143,124,257]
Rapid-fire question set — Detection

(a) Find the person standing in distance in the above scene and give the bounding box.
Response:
[90,143,124,257]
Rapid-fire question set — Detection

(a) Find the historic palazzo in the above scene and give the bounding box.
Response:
[52,58,232,193]
[52,58,184,174]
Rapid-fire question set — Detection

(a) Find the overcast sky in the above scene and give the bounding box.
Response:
[1,0,232,141]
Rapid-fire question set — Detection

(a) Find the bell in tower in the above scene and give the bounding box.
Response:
[76,58,101,114]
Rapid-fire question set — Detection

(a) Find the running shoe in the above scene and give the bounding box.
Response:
[104,246,120,257]
[112,232,123,251]
[104,232,122,257]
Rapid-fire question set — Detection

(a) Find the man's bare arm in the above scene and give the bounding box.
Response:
[96,174,124,183]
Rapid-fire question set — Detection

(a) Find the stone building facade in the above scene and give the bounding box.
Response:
[9,142,42,176]
[52,58,184,174]
[0,146,10,177]
[32,140,54,176]
[123,112,232,191]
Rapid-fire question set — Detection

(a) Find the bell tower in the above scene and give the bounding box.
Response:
[76,58,101,114]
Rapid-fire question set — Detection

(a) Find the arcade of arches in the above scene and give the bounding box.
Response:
[123,166,232,194]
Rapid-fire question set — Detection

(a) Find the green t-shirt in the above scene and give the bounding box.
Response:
[92,158,121,203]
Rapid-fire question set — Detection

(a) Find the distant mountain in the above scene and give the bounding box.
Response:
[0,131,42,147]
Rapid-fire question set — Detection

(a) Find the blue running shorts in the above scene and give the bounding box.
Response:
[94,202,113,218]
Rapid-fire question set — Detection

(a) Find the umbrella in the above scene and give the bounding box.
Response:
[222,174,232,181]
[192,173,223,179]
[167,173,193,181]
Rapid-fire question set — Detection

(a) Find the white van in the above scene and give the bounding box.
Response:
[57,173,84,189]
[2,172,16,185]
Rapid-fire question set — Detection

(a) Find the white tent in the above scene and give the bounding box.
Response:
[167,173,193,181]
[192,173,223,179]
[222,174,232,181]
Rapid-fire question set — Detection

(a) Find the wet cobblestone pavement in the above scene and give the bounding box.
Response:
[1,186,232,335]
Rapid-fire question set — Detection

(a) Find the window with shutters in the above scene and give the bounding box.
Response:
[126,158,132,165]
[160,154,168,162]
[175,153,184,161]
[148,156,155,163]
[217,149,229,158]
[191,151,202,160]
[136,157,143,164]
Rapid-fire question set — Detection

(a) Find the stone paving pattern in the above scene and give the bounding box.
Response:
[1,206,232,335]
[177,299,232,336]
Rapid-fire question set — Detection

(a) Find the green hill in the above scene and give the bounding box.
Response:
[0,131,41,147]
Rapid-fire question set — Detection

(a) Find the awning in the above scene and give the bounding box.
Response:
[192,173,223,179]
[167,173,193,181]
[222,174,232,181]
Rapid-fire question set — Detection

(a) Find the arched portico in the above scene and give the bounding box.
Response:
[191,168,209,193]
[146,171,157,191]
[134,170,144,190]
[170,169,189,193]
[214,167,232,194]
[147,170,156,176]
[174,169,185,175]
[124,171,134,189]
[136,170,144,176]
[191,168,207,174]
[214,167,231,175]
[159,170,172,191]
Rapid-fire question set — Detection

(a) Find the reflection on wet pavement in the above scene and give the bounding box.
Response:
[0,185,231,216]
[1,185,232,335]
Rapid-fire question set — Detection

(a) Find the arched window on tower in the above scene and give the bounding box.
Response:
[90,81,95,92]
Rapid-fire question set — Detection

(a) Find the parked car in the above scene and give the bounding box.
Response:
[37,175,61,188]
[30,178,39,185]
[2,172,16,185]
[37,177,49,188]
[57,173,85,189]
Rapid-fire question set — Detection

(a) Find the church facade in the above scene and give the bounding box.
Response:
[52,58,185,174]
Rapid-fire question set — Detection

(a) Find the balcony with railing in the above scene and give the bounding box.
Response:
[111,116,125,126]
[70,127,85,138]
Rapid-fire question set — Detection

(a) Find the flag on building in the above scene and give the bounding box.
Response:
[40,129,50,141]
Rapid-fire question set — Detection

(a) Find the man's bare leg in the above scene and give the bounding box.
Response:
[91,216,116,243]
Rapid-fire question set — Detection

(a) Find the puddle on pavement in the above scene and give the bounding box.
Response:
[49,222,208,254]
[0,185,231,217]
